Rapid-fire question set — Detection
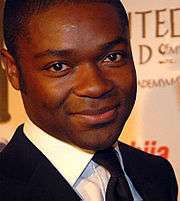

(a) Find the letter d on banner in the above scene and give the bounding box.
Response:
[139,45,152,64]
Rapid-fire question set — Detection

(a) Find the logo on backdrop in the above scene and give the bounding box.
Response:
[129,7,180,65]
[131,140,169,159]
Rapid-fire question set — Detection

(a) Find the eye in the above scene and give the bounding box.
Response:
[103,52,124,63]
[101,51,129,67]
[47,62,70,72]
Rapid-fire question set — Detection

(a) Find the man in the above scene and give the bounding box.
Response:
[0,0,178,201]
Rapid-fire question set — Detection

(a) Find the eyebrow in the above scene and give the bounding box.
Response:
[34,49,74,59]
[99,37,128,52]
[33,37,128,59]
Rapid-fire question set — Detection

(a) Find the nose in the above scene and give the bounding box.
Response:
[73,63,114,98]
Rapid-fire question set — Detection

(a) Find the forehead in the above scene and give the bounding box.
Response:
[19,3,128,55]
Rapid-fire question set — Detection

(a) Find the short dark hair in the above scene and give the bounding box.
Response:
[3,0,128,61]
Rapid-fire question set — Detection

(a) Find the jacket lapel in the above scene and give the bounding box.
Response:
[2,125,81,201]
[118,142,162,201]
[26,155,82,201]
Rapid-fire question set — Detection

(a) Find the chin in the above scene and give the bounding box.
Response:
[73,126,121,151]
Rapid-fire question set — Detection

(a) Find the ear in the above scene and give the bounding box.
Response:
[0,49,21,90]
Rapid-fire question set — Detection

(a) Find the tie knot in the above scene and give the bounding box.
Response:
[92,148,124,177]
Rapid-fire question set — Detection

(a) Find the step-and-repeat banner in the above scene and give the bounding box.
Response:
[121,0,180,197]
[0,0,179,198]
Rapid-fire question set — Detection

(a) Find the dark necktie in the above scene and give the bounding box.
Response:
[92,148,134,201]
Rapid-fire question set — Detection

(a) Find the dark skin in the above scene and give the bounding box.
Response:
[1,3,137,151]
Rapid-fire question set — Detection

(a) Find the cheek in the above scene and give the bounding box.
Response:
[105,66,136,94]
[23,75,72,111]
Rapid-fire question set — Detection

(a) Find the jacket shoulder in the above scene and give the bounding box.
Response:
[119,142,178,200]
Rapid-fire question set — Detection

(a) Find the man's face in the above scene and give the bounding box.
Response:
[15,3,136,150]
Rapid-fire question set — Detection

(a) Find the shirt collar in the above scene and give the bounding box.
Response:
[114,143,125,171]
[23,119,94,186]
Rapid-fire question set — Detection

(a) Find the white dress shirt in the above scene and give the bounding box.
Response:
[24,119,143,201]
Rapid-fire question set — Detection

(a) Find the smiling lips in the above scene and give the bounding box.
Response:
[72,105,119,125]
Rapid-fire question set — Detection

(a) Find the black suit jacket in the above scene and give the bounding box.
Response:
[0,125,178,201]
